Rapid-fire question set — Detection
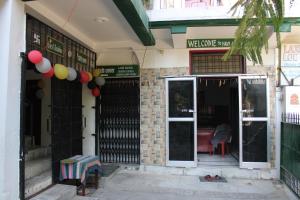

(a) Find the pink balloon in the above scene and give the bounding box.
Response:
[28,50,43,64]
[80,71,90,84]
[42,67,54,78]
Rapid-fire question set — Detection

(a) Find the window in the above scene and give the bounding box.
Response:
[190,51,245,74]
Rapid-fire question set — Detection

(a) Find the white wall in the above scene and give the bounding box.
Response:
[82,85,96,156]
[0,0,25,199]
[133,48,276,69]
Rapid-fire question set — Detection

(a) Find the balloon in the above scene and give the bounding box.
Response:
[35,89,44,99]
[92,69,101,77]
[80,71,89,84]
[28,50,43,64]
[67,67,77,81]
[95,77,105,86]
[87,72,93,81]
[54,64,69,80]
[91,87,100,97]
[35,58,51,73]
[42,67,54,78]
[87,80,97,89]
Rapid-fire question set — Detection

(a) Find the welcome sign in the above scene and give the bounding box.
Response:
[187,39,234,48]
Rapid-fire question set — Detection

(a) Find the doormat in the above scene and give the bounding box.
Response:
[199,175,227,182]
[100,164,120,177]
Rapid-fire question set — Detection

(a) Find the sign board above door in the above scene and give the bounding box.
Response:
[97,65,139,77]
[187,39,234,48]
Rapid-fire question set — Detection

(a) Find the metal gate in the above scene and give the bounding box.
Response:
[51,78,83,182]
[96,78,140,164]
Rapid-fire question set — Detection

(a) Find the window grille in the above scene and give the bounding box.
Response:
[191,52,245,74]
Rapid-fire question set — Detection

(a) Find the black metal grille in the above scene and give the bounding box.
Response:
[191,53,245,74]
[96,78,140,164]
[26,15,96,72]
[51,78,83,183]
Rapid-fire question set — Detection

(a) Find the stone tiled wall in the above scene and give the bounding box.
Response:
[140,67,189,165]
[140,65,277,167]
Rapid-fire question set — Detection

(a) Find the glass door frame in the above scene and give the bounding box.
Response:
[166,77,197,167]
[238,75,271,169]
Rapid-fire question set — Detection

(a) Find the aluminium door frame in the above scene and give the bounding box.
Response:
[166,77,197,167]
[238,75,271,169]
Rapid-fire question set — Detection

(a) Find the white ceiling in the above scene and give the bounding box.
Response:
[27,0,141,49]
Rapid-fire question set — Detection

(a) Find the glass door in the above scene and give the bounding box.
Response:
[166,77,197,167]
[238,76,270,169]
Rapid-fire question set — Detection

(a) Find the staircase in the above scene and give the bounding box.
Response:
[25,146,52,199]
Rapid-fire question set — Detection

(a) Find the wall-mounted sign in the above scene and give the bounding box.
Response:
[98,65,139,77]
[187,39,234,48]
[76,52,88,65]
[32,32,41,47]
[282,44,300,67]
[47,36,64,57]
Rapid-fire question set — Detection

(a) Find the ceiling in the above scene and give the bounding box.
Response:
[26,0,141,49]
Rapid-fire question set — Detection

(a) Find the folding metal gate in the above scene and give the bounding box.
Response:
[96,78,140,164]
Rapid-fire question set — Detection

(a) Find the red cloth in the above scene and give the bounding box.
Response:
[197,128,214,153]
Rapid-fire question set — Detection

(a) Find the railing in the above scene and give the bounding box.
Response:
[281,113,300,198]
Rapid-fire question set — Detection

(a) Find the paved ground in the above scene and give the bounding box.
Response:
[82,170,298,200]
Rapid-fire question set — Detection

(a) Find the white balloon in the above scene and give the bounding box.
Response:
[95,77,105,86]
[67,67,77,81]
[35,58,51,73]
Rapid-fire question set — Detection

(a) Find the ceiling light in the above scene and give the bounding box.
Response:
[94,17,109,23]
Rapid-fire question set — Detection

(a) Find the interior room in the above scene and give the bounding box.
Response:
[24,65,52,198]
[197,77,239,166]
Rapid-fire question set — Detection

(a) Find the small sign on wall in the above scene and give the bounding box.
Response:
[282,44,300,67]
[187,39,234,48]
[98,65,139,77]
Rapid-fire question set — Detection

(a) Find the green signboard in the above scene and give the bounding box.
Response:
[99,65,139,77]
[47,36,64,56]
[76,52,88,65]
[187,39,234,48]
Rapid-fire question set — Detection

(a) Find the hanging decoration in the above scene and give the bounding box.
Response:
[27,50,99,96]
[87,72,93,81]
[92,68,101,77]
[87,80,97,89]
[91,87,100,97]
[80,71,90,84]
[42,67,54,78]
[95,77,105,86]
[54,64,69,80]
[28,50,43,64]
[35,57,52,73]
[67,67,77,81]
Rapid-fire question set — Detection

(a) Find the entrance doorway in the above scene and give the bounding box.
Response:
[166,75,270,169]
[197,77,239,166]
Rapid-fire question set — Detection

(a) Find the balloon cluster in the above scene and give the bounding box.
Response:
[27,50,105,97]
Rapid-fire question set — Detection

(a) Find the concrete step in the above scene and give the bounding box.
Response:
[25,146,51,162]
[30,184,76,200]
[25,157,51,180]
[25,170,52,199]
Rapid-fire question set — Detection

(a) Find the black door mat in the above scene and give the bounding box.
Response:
[100,164,120,177]
[199,175,227,182]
